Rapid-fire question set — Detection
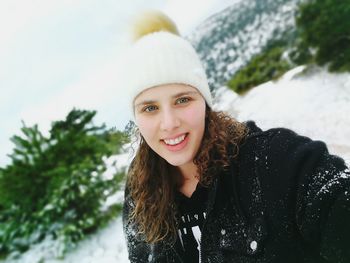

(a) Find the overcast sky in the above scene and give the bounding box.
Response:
[0,0,237,166]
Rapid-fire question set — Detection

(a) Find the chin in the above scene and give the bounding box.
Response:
[163,157,191,167]
[164,159,182,166]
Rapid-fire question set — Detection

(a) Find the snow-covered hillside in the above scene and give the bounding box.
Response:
[189,0,303,91]
[4,65,349,263]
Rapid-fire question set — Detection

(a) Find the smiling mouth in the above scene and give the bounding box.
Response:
[163,133,188,146]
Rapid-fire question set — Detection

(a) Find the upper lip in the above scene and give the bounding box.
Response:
[161,133,187,140]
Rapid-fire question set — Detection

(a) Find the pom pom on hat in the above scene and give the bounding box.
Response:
[130,10,180,41]
[122,10,213,115]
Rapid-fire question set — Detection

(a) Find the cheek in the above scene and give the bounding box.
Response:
[184,105,206,130]
[136,118,157,141]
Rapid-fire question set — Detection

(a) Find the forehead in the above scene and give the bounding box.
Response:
[134,84,199,103]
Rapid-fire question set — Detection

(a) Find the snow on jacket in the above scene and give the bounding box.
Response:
[123,121,350,263]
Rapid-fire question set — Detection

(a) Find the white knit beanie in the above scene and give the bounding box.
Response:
[122,11,213,115]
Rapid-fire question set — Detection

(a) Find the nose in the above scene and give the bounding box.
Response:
[160,107,180,132]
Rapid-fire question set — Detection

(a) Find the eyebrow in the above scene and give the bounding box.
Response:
[134,91,199,108]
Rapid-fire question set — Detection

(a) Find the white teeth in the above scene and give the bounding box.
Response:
[164,134,186,145]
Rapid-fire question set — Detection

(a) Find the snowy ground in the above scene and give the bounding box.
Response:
[215,65,350,160]
[3,66,350,263]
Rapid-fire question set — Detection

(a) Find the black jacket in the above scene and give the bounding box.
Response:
[123,122,350,263]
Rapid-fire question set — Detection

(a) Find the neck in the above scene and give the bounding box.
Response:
[177,162,199,197]
[178,161,198,181]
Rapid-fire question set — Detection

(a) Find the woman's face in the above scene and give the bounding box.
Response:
[134,84,206,169]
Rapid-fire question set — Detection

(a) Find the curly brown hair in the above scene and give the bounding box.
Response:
[126,107,248,244]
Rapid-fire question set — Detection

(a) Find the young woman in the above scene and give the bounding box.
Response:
[122,11,350,263]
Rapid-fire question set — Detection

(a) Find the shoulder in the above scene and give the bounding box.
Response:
[238,121,349,205]
[243,120,318,146]
[241,121,330,164]
[238,121,348,195]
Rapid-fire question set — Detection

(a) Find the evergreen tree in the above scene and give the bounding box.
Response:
[227,44,292,94]
[0,109,127,257]
[296,0,350,71]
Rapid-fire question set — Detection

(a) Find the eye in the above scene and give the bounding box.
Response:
[176,97,190,104]
[143,105,158,112]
